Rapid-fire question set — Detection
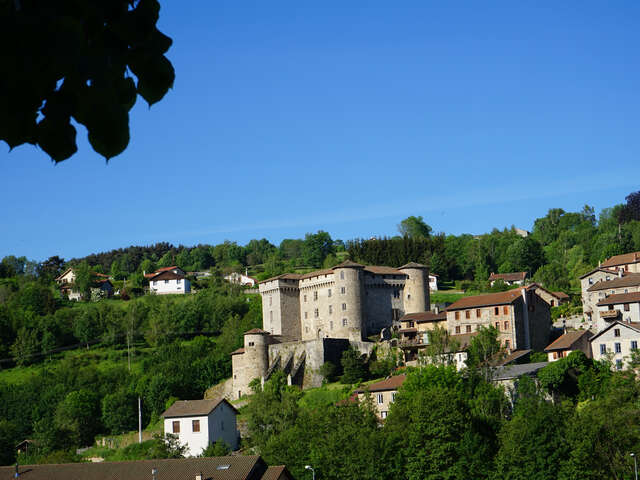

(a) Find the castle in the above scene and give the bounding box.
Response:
[230,261,430,399]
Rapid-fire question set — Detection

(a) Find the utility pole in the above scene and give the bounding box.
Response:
[138,397,143,443]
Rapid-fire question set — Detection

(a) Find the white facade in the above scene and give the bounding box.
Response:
[163,400,238,457]
[150,277,191,295]
[429,274,438,291]
[590,321,640,370]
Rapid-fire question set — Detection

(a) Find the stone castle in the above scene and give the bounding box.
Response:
[230,261,430,399]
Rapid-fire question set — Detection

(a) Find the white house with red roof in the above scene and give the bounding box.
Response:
[146,266,191,295]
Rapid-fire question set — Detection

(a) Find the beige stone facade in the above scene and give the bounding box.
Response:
[445,287,551,352]
[354,374,406,420]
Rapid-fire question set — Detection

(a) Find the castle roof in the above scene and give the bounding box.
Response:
[398,262,428,270]
[244,328,270,335]
[332,260,365,269]
[364,265,404,275]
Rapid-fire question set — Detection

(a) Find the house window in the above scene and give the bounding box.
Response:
[328,289,332,297]
[192,420,200,432]
[632,341,638,351]
[341,286,346,294]
[503,306,509,315]
[342,303,347,311]
[176,279,181,284]
[589,278,593,285]
[455,326,461,334]
[495,322,499,329]
[392,393,397,401]
[172,421,180,434]
[455,311,460,320]
[314,308,319,318]
[342,318,348,326]
[466,325,471,333]
[553,352,558,359]
[340,271,345,280]
[381,411,388,419]
[465,311,470,319]
[377,394,383,404]
[625,304,630,311]
[616,359,623,370]
[504,340,510,349]
[476,309,481,317]
[600,344,607,355]
[550,300,555,307]
[615,342,622,353]
[314,291,318,301]
[494,307,499,315]
[504,321,509,330]
[614,329,621,337]
[165,279,169,284]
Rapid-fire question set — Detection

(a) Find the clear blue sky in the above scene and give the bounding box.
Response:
[2,1,639,261]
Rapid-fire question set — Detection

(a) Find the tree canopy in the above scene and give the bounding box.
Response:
[0,0,174,161]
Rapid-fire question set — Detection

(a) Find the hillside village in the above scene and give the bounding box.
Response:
[2,204,640,479]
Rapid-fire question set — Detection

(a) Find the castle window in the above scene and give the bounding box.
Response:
[341,286,346,294]
[342,303,347,311]
[393,290,400,299]
[340,271,345,280]
[314,291,318,301]
[248,342,254,347]
[304,295,307,302]
[304,312,308,319]
[330,321,333,330]
[314,308,319,318]
[269,296,272,306]
[269,311,273,322]
[329,305,333,314]
[328,289,332,297]
[305,326,309,333]
[342,318,348,326]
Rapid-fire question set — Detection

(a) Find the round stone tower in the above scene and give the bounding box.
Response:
[399,262,430,313]
[243,328,270,378]
[332,260,365,341]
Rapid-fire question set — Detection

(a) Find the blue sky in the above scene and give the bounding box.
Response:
[2,1,639,261]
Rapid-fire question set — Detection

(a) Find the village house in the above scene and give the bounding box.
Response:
[490,362,548,403]
[445,287,551,352]
[162,399,239,456]
[0,456,293,480]
[55,267,113,300]
[596,292,640,325]
[530,283,570,307]
[429,273,438,291]
[398,311,447,345]
[584,272,640,329]
[600,251,640,273]
[589,320,640,370]
[224,270,258,287]
[488,271,528,287]
[544,329,592,361]
[353,374,406,419]
[146,266,191,295]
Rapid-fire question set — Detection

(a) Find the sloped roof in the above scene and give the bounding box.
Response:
[355,374,406,393]
[589,320,640,342]
[495,349,531,366]
[398,262,428,270]
[364,265,404,275]
[261,466,293,480]
[597,292,640,306]
[148,270,186,282]
[446,289,525,311]
[162,398,238,418]
[0,456,268,480]
[488,272,527,282]
[579,267,620,279]
[491,362,549,381]
[601,251,640,267]
[553,291,570,299]
[544,330,591,352]
[586,273,640,292]
[400,311,447,323]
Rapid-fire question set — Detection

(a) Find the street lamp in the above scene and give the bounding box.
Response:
[305,465,315,480]
[631,452,638,480]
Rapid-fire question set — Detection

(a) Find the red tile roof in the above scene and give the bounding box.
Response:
[587,273,640,292]
[601,251,640,268]
[355,374,406,393]
[596,292,640,306]
[446,289,525,311]
[489,272,527,282]
[553,291,569,299]
[579,267,620,279]
[544,330,591,351]
[162,398,238,417]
